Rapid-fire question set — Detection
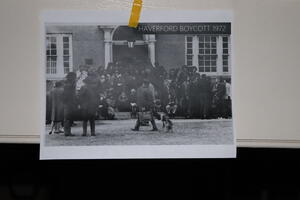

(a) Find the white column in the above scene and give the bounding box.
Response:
[147,34,156,66]
[100,26,117,69]
[57,35,64,78]
[110,41,113,63]
[104,42,112,69]
[103,29,113,69]
[192,35,199,70]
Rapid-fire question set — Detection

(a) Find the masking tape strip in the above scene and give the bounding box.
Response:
[128,0,143,28]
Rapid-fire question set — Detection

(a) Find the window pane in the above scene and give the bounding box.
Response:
[199,43,204,48]
[223,37,228,42]
[205,49,210,54]
[223,60,228,65]
[46,50,50,55]
[205,43,210,48]
[63,50,69,55]
[187,43,192,48]
[204,55,210,60]
[211,49,216,54]
[64,62,69,67]
[199,61,204,66]
[205,67,210,72]
[198,55,204,60]
[211,60,217,66]
[199,67,204,72]
[187,36,193,42]
[211,43,216,48]
[63,37,69,42]
[51,56,57,61]
[211,55,218,60]
[211,67,217,72]
[223,43,228,48]
[187,60,193,65]
[63,43,69,48]
[223,49,228,54]
[223,55,228,59]
[205,36,210,42]
[187,55,193,60]
[199,49,204,54]
[187,49,193,54]
[199,36,204,42]
[211,37,216,42]
[205,61,210,66]
[51,43,56,49]
[64,56,69,61]
[223,67,228,72]
[51,50,56,55]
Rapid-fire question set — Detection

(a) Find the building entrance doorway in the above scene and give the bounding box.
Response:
[111,26,155,67]
[113,45,148,64]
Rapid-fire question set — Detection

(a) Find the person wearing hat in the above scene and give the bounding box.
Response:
[132,79,158,131]
[78,74,100,136]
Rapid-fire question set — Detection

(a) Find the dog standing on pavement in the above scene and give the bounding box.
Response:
[161,113,173,133]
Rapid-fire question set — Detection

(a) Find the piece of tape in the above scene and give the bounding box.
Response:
[128,0,143,28]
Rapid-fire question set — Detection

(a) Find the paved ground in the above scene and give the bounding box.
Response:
[45,118,233,146]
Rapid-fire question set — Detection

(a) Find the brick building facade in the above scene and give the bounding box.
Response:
[45,25,231,80]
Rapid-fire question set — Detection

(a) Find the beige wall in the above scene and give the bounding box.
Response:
[0,0,300,147]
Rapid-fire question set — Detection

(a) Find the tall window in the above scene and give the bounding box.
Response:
[185,35,230,75]
[222,36,229,72]
[185,36,193,66]
[46,34,73,79]
[46,36,57,74]
[198,36,217,72]
[63,36,71,74]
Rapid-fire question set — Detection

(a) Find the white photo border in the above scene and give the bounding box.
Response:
[40,10,236,159]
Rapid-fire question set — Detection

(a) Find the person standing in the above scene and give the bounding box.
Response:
[224,80,232,118]
[49,81,64,134]
[117,91,129,112]
[63,72,77,136]
[187,71,199,118]
[198,74,211,119]
[212,77,226,118]
[78,74,100,136]
[46,81,54,124]
[132,79,158,131]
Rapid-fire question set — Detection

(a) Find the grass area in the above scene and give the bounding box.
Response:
[45,119,233,146]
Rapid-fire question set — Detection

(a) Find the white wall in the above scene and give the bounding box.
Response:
[0,0,300,147]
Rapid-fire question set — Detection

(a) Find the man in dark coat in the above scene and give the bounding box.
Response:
[212,77,226,118]
[46,81,53,124]
[78,74,100,136]
[131,79,158,131]
[197,74,211,119]
[187,71,199,118]
[63,72,77,136]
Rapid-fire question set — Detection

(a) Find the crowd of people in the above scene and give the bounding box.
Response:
[46,57,232,136]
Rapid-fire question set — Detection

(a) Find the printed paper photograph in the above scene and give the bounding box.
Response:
[40,11,235,159]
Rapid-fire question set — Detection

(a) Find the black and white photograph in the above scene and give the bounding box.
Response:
[40,11,235,159]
